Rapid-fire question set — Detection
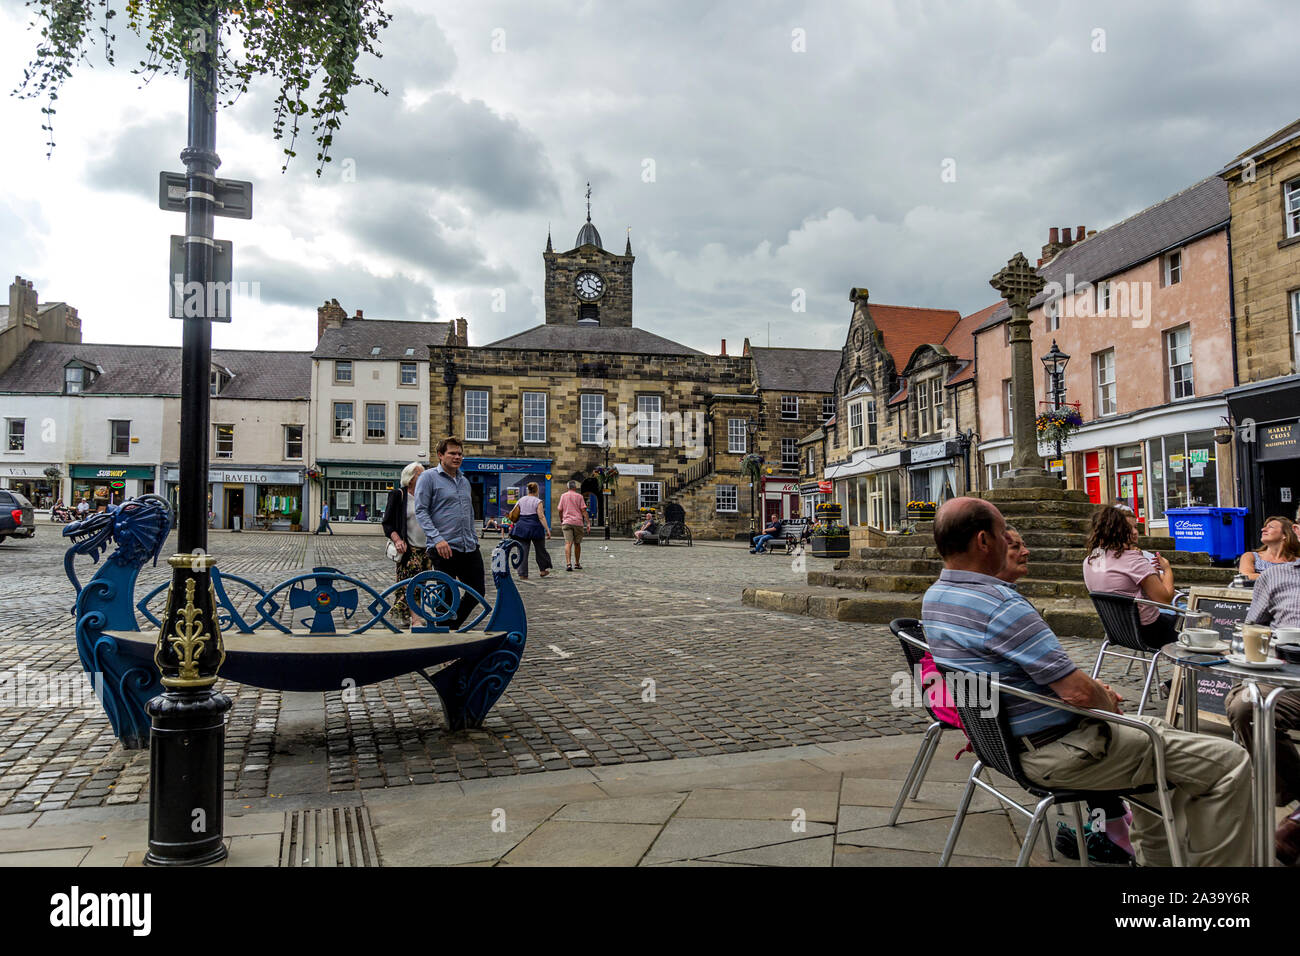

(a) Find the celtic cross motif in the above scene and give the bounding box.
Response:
[989,252,1045,311]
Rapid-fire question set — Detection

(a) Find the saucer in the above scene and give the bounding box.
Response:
[1226,653,1287,670]
[1179,640,1229,654]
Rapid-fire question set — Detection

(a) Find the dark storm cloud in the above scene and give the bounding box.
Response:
[240,246,438,321]
[83,114,184,202]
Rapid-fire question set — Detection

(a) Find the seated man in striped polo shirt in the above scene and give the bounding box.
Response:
[921,497,1253,867]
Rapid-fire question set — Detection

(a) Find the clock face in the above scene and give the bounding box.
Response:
[575,271,605,301]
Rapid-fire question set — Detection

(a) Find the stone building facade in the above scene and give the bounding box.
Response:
[1221,117,1300,533]
[821,289,980,547]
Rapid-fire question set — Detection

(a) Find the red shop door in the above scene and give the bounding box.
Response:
[1116,470,1145,523]
[1084,451,1101,504]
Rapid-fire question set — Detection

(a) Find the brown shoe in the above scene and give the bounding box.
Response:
[1276,813,1300,866]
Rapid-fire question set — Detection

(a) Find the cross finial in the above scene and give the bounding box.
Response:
[989,252,1046,311]
[585,182,592,222]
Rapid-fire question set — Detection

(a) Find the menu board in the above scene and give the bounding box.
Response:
[1166,588,1253,727]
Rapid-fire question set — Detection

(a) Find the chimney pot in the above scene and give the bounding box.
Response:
[355,309,363,319]
[720,339,727,355]
[1049,227,1060,244]
[1076,225,1085,241]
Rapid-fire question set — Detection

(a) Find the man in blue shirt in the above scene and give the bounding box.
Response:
[922,496,1252,867]
[414,437,483,629]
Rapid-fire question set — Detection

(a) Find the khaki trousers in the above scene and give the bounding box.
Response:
[1225,684,1300,807]
[1018,716,1253,867]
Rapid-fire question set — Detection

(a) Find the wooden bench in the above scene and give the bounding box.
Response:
[63,496,528,749]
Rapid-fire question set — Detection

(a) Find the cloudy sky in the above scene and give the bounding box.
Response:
[0,0,1294,355]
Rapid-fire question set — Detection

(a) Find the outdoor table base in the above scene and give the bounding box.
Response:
[1161,642,1300,867]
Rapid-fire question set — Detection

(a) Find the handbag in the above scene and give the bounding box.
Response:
[386,539,400,562]
[508,503,521,523]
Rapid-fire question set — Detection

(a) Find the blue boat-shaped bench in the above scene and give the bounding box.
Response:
[64,496,528,749]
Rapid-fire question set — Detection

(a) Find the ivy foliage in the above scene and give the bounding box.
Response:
[13,0,393,174]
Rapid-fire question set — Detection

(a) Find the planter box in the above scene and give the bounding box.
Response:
[907,509,936,521]
[811,535,850,559]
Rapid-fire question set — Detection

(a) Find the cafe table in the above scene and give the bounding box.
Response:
[1160,642,1300,867]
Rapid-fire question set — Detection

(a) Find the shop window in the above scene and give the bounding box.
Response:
[400,362,418,386]
[328,478,396,523]
[580,394,605,445]
[110,420,131,456]
[398,405,418,441]
[636,395,661,447]
[1286,180,1300,239]
[334,360,352,383]
[1094,349,1117,417]
[1152,431,1218,516]
[1291,290,1300,371]
[715,485,737,513]
[728,418,747,454]
[1165,325,1194,399]
[6,418,24,452]
[637,481,662,510]
[214,424,233,459]
[523,392,547,443]
[283,424,303,460]
[465,390,489,442]
[333,402,354,440]
[781,395,799,420]
[365,403,386,441]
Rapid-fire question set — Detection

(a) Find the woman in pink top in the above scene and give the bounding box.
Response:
[1082,505,1177,649]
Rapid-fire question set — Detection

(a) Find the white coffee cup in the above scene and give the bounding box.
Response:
[1178,628,1220,649]
[1274,627,1300,646]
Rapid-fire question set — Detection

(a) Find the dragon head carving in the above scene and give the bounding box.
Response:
[64,494,173,596]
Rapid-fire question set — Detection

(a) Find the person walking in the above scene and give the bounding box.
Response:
[382,462,430,627]
[558,479,591,571]
[510,481,553,579]
[314,500,333,535]
[414,437,484,629]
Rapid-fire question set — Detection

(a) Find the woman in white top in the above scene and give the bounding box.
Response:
[382,462,431,626]
[1237,515,1299,581]
[509,481,553,578]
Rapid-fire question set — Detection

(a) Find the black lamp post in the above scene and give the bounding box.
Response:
[601,438,612,540]
[746,419,760,537]
[1040,339,1071,464]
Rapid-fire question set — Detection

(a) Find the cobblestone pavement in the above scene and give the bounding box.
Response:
[0,529,1147,814]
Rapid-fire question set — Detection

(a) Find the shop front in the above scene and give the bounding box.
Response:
[318,462,398,527]
[828,449,907,533]
[71,465,156,510]
[462,457,552,523]
[761,475,800,524]
[166,465,306,530]
[1226,374,1300,543]
[798,480,832,519]
[1,463,61,510]
[905,439,965,506]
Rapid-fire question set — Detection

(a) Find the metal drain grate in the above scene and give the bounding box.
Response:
[280,806,379,867]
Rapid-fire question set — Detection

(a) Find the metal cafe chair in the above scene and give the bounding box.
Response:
[887,619,965,826]
[921,646,1183,867]
[1088,591,1197,716]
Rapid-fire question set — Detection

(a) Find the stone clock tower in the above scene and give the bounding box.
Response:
[543,184,634,327]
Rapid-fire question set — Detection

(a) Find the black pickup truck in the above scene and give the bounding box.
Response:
[0,489,35,542]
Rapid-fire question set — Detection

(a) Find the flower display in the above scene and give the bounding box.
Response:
[1035,408,1084,445]
[593,465,619,489]
[740,453,765,480]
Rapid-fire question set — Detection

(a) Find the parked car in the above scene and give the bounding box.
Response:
[0,490,36,542]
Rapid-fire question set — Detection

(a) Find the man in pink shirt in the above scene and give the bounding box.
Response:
[557,480,591,571]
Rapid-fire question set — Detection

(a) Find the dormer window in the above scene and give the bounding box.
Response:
[209,366,233,396]
[370,346,382,356]
[63,363,96,394]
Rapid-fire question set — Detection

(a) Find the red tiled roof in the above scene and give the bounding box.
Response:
[866,303,963,371]
[942,301,1001,385]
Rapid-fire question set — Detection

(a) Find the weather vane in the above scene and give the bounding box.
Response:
[585,181,592,222]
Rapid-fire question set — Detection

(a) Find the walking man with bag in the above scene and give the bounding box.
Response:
[413,437,484,629]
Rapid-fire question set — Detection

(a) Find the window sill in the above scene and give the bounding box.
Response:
[1278,235,1300,251]
[398,383,419,388]
[363,437,389,443]
[396,438,419,444]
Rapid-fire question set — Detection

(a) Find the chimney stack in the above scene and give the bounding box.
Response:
[316,298,347,340]
[1076,225,1086,242]
[720,339,727,356]
[354,309,363,319]
[1048,227,1060,245]
[456,317,468,346]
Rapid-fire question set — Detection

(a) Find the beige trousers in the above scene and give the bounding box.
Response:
[1018,716,1253,867]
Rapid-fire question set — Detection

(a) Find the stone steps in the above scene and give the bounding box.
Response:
[861,544,1211,565]
[830,556,1233,586]
[806,569,1094,599]
[742,585,1105,639]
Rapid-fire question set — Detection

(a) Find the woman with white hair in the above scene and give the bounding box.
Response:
[382,461,431,626]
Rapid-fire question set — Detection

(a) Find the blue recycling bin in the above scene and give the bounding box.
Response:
[1165,507,1248,561]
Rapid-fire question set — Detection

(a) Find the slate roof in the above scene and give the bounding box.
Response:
[0,342,311,400]
[312,318,454,360]
[975,176,1230,333]
[483,324,704,356]
[749,347,840,393]
[1223,117,1300,169]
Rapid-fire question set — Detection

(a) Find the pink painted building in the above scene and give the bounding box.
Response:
[972,176,1239,530]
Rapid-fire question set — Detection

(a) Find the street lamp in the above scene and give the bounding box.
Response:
[746,419,760,537]
[601,438,612,540]
[1040,339,1071,464]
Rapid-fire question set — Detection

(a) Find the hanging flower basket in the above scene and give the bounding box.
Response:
[1035,408,1084,447]
[304,466,323,485]
[594,465,619,490]
[740,453,765,481]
